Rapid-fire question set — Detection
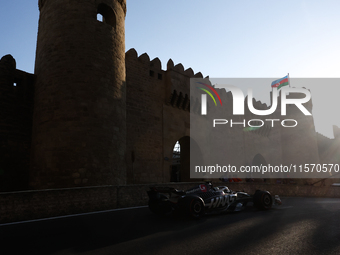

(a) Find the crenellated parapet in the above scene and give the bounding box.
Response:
[125,48,284,117]
[125,48,206,113]
[166,59,204,78]
[249,98,269,110]
[125,51,315,122]
[126,48,164,80]
[166,59,207,113]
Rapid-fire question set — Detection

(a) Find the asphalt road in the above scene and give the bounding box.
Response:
[1,197,340,255]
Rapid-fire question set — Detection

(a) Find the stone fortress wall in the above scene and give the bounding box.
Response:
[0,0,338,192]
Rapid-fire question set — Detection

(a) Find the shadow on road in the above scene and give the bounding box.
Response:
[1,197,340,254]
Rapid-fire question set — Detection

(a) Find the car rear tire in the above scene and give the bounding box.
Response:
[180,196,205,219]
[253,190,272,210]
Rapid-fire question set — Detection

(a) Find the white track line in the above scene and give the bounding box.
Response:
[0,205,148,226]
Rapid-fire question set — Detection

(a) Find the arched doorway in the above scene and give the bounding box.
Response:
[250,153,267,182]
[171,141,181,182]
[170,136,203,182]
[252,153,267,166]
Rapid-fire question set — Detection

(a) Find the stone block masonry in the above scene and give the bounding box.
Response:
[31,0,127,188]
[0,0,337,193]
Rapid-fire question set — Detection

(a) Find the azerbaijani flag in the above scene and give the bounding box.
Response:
[271,75,289,90]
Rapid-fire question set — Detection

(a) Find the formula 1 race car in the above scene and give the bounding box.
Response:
[147,182,281,218]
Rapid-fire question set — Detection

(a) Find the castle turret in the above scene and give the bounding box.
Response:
[280,89,319,171]
[0,55,35,191]
[31,0,127,188]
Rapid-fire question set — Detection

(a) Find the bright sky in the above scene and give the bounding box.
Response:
[1,0,340,137]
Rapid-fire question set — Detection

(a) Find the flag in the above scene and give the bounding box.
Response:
[271,75,289,90]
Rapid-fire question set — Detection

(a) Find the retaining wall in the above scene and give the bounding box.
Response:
[1,182,340,224]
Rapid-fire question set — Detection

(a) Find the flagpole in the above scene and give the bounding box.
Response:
[271,84,273,106]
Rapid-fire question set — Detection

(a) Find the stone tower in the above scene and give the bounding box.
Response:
[31,0,127,188]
